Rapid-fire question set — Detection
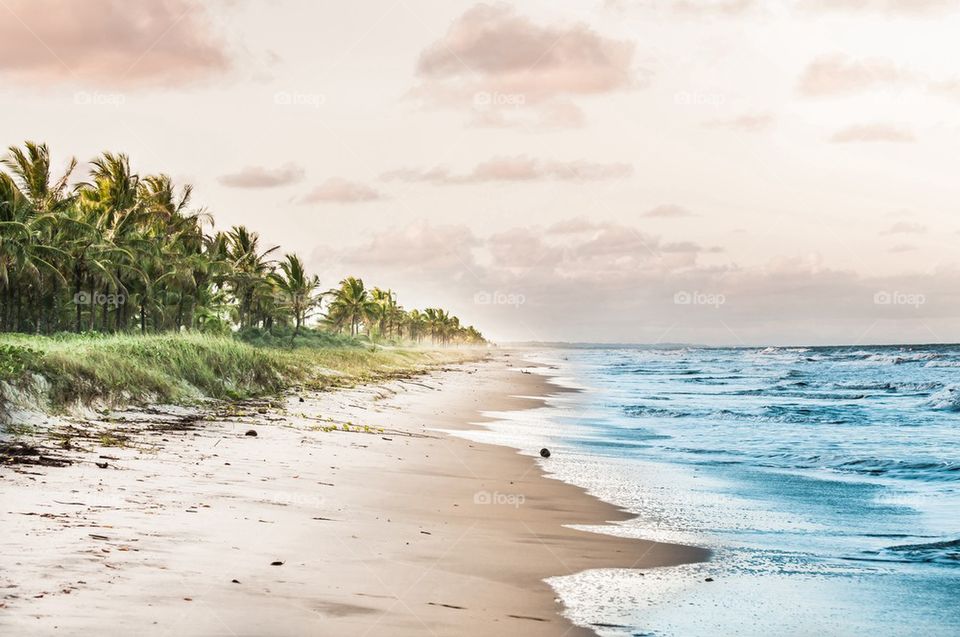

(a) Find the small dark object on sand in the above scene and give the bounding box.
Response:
[231,579,240,584]
[95,461,108,469]
[270,561,284,566]
[540,448,551,458]
[245,430,258,437]
[705,577,714,582]
[298,396,305,403]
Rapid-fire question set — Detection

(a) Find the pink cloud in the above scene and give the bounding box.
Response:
[544,218,604,235]
[888,243,918,252]
[468,99,587,130]
[670,0,756,13]
[488,218,707,278]
[929,79,960,100]
[412,3,639,128]
[702,113,774,131]
[883,221,927,234]
[800,0,957,13]
[604,0,757,14]
[382,156,633,185]
[487,228,564,269]
[0,0,232,87]
[332,223,480,273]
[300,178,383,204]
[318,219,960,344]
[218,164,304,189]
[642,204,695,218]
[830,123,915,143]
[798,54,915,96]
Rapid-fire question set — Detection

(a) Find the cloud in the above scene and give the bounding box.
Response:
[320,219,960,345]
[670,0,756,13]
[929,79,960,101]
[800,0,957,13]
[218,164,304,189]
[412,3,639,128]
[702,113,773,131]
[830,123,915,143]
[604,0,757,13]
[798,54,915,96]
[300,178,384,204]
[888,243,918,252]
[642,204,695,218]
[468,99,587,130]
[382,156,633,185]
[326,222,480,274]
[884,221,927,234]
[0,0,232,87]
[488,218,708,276]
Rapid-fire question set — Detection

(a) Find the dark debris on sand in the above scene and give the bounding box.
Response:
[0,442,72,468]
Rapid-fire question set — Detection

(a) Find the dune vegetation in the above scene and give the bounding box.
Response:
[0,332,480,415]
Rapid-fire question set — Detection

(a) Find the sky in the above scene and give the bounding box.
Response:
[1,0,959,345]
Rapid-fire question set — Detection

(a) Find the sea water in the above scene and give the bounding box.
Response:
[464,346,960,636]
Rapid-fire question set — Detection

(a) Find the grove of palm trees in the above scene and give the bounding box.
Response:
[0,142,485,347]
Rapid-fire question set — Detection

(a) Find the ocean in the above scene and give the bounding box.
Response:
[464,345,960,636]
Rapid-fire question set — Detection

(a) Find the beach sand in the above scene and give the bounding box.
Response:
[0,353,707,636]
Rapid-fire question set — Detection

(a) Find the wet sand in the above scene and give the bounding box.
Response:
[0,353,707,635]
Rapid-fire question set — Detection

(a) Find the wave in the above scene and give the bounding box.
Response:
[881,538,960,565]
[684,375,740,385]
[833,457,960,480]
[727,452,957,481]
[833,381,943,393]
[624,403,866,425]
[610,366,702,376]
[656,446,960,481]
[717,405,865,425]
[728,386,865,400]
[924,361,960,368]
[624,405,692,418]
[926,385,960,411]
[854,352,943,365]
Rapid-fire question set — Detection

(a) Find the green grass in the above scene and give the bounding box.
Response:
[0,331,482,412]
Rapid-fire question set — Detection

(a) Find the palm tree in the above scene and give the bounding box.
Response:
[404,309,426,344]
[1,142,76,332]
[76,153,146,332]
[370,287,403,339]
[226,226,279,330]
[2,142,76,215]
[270,254,321,342]
[0,141,486,344]
[326,276,379,336]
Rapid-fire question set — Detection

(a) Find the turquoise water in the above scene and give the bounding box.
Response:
[480,346,960,636]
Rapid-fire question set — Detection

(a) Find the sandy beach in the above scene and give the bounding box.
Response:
[1,353,707,636]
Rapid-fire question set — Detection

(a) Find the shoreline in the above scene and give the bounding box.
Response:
[0,352,707,635]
